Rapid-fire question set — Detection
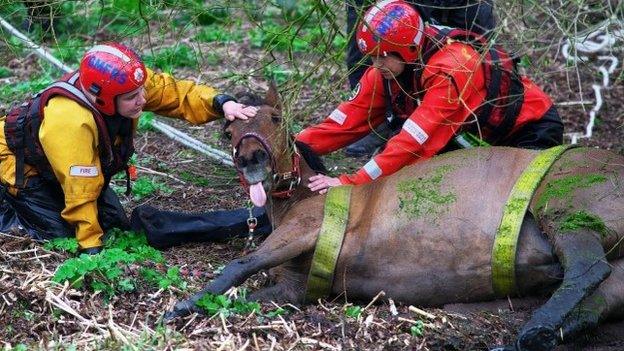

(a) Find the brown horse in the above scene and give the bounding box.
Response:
[167,87,624,351]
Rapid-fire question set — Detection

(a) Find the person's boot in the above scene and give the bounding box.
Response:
[344,123,398,158]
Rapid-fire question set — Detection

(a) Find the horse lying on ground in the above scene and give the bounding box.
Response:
[166,86,624,351]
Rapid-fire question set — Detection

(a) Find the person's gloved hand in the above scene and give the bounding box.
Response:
[223,101,258,121]
[307,174,342,194]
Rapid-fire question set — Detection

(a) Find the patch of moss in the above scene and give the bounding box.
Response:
[397,165,457,221]
[558,210,609,237]
[535,174,608,211]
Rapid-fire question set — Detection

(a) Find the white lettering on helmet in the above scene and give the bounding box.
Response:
[87,45,131,63]
[69,165,99,177]
[329,108,347,125]
[402,119,429,144]
[364,0,399,24]
[363,159,382,180]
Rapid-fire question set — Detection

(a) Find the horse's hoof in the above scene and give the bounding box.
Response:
[164,299,197,321]
[517,325,557,351]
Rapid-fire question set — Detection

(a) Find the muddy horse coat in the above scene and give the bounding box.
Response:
[167,88,624,351]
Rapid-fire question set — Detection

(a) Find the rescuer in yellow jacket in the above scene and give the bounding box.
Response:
[0,42,257,254]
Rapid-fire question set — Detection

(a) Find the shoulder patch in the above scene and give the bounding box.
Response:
[348,83,362,101]
[69,165,99,177]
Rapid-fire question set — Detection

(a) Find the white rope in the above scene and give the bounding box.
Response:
[0,16,73,73]
[151,121,233,166]
[561,19,624,144]
[0,16,233,166]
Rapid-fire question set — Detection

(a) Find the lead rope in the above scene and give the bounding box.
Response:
[244,203,258,252]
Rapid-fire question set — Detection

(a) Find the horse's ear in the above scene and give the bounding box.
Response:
[264,81,282,111]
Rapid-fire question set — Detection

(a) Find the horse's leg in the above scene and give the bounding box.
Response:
[165,226,317,320]
[248,263,308,303]
[559,257,624,342]
[515,228,611,350]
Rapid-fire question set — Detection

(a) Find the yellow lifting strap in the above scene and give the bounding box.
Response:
[304,185,353,303]
[491,145,572,296]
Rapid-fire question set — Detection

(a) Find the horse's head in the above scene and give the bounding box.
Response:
[225,84,300,207]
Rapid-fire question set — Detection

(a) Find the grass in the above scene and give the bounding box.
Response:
[144,44,199,73]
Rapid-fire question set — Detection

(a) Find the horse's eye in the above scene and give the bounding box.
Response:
[224,131,232,140]
[271,115,282,123]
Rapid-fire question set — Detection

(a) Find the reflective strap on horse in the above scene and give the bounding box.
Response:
[304,185,353,303]
[491,145,572,296]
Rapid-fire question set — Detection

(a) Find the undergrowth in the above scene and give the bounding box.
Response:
[50,229,186,299]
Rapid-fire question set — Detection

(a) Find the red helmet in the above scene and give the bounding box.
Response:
[356,0,425,62]
[79,43,147,115]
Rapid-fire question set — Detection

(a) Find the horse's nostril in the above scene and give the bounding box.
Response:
[237,158,247,168]
[255,149,268,162]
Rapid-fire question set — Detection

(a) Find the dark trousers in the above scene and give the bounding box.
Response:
[346,0,497,89]
[0,176,129,241]
[501,106,564,149]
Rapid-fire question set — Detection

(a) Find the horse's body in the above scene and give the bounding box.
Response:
[168,88,624,350]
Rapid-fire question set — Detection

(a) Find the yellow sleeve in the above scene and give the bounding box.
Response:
[39,96,105,249]
[142,68,221,124]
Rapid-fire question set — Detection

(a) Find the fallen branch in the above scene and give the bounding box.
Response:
[408,305,436,320]
[135,165,187,184]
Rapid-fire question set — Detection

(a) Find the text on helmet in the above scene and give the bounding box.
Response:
[375,6,407,40]
[87,56,127,84]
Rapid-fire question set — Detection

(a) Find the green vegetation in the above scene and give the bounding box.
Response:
[397,165,457,220]
[195,25,243,43]
[44,237,79,254]
[132,176,174,200]
[345,305,362,318]
[52,229,186,299]
[137,112,155,132]
[559,210,610,236]
[144,44,199,72]
[534,174,608,211]
[410,320,425,337]
[179,171,211,186]
[195,292,261,317]
[0,74,54,102]
[0,66,11,78]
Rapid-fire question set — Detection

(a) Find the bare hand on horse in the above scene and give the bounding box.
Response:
[307,174,342,194]
[223,101,258,121]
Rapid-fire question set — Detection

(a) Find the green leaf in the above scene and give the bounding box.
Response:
[264,307,286,318]
[44,237,79,254]
[410,320,425,337]
[0,66,11,78]
[137,112,155,132]
[345,305,362,318]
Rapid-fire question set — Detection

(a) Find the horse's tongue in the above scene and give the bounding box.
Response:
[249,182,267,207]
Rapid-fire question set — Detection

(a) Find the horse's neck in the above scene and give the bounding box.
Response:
[267,157,318,227]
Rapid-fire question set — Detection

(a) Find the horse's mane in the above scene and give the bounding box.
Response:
[295,141,327,175]
[222,92,265,132]
[236,92,266,107]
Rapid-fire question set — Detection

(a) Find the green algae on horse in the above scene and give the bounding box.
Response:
[558,210,611,238]
[397,164,457,221]
[166,87,624,351]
